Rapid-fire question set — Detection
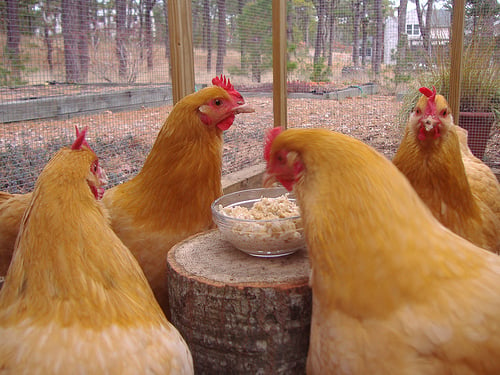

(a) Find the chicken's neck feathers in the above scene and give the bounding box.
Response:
[0,175,165,328]
[296,137,486,318]
[111,112,223,232]
[394,123,477,216]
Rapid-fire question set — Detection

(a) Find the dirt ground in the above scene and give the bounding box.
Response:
[1,93,499,194]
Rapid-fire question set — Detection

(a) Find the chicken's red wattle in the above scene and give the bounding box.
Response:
[418,124,441,141]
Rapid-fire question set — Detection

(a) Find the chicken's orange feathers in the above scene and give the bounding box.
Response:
[264,127,284,162]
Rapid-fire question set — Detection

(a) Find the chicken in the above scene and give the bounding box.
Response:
[0,128,194,374]
[0,192,31,276]
[393,86,500,253]
[264,127,500,374]
[0,127,94,276]
[101,75,254,312]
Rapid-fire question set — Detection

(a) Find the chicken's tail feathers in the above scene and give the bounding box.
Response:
[264,127,284,162]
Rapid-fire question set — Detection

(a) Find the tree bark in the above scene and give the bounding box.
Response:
[415,0,433,55]
[327,0,337,67]
[312,0,326,66]
[372,0,383,76]
[6,0,21,80]
[163,0,170,80]
[42,0,55,73]
[116,0,128,79]
[352,0,361,67]
[203,0,212,72]
[144,0,155,71]
[238,0,245,70]
[167,230,312,375]
[361,0,368,66]
[215,0,226,76]
[78,0,90,83]
[62,0,80,82]
[395,0,408,73]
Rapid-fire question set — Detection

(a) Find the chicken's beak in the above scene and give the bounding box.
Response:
[418,117,441,140]
[234,102,255,114]
[262,172,281,188]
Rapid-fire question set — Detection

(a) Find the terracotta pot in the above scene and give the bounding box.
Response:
[458,111,496,160]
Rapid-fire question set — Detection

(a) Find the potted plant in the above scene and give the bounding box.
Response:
[400,35,499,160]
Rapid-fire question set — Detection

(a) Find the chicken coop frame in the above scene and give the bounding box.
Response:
[168,0,466,128]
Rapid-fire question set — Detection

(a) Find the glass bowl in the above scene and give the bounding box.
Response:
[211,187,306,257]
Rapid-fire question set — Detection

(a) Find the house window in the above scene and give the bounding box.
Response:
[406,24,421,35]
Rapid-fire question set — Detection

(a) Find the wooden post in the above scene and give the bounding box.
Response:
[168,0,195,104]
[449,0,465,123]
[272,0,288,129]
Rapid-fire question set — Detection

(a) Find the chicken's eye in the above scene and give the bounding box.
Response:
[441,109,447,116]
[214,99,222,106]
[415,108,421,115]
[91,161,98,173]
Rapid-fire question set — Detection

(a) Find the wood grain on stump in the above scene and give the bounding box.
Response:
[167,229,312,375]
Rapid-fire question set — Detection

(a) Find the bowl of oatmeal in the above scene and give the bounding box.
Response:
[211,187,305,257]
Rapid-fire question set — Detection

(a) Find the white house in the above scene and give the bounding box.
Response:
[384,7,451,65]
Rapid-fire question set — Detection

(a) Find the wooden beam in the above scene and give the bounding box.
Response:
[449,0,465,123]
[272,0,288,128]
[168,0,195,104]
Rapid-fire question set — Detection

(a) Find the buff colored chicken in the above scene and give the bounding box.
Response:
[0,127,95,276]
[102,75,254,312]
[264,127,500,375]
[0,76,255,314]
[0,192,31,275]
[393,86,500,253]
[0,129,194,374]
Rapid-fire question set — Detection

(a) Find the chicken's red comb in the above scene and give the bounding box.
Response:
[72,126,94,152]
[72,126,87,150]
[264,127,284,161]
[212,75,235,93]
[419,86,437,101]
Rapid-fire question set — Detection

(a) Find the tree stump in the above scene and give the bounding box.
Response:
[167,229,312,375]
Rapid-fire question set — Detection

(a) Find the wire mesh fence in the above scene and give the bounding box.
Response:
[0,0,498,194]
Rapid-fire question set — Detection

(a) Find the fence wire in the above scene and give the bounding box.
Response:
[0,0,498,193]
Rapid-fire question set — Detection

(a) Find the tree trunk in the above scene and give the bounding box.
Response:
[238,0,245,70]
[163,0,170,79]
[423,0,434,54]
[215,0,226,76]
[312,0,326,66]
[62,0,80,82]
[352,0,361,67]
[372,0,383,76]
[415,0,433,56]
[43,0,54,73]
[78,0,90,83]
[395,0,408,73]
[167,230,312,375]
[144,0,155,71]
[327,0,337,67]
[6,0,21,81]
[361,0,368,66]
[203,0,212,72]
[116,0,128,79]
